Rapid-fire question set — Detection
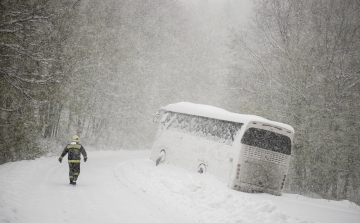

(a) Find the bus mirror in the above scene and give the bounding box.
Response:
[153,112,160,123]
[153,109,165,124]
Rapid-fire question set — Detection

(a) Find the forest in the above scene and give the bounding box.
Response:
[1,0,359,204]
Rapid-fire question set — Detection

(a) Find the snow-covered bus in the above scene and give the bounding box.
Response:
[150,102,294,196]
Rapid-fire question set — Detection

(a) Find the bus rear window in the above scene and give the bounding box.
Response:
[241,128,291,155]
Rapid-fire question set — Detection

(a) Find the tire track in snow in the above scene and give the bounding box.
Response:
[113,161,192,223]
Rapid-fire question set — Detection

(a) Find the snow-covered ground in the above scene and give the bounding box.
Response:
[1,150,359,223]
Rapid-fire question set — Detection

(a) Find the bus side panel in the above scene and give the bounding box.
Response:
[151,129,234,184]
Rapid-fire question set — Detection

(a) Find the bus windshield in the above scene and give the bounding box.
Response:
[241,128,291,155]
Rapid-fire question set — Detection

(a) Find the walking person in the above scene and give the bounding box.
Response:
[58,135,87,185]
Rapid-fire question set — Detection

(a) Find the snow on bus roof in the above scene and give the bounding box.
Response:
[163,102,294,133]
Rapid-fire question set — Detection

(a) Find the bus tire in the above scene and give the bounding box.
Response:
[156,150,166,166]
[198,163,206,174]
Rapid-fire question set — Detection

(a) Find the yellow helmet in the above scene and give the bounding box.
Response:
[71,135,80,142]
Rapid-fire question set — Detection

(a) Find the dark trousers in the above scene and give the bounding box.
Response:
[68,163,81,182]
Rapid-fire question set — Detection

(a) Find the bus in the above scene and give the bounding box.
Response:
[150,102,294,196]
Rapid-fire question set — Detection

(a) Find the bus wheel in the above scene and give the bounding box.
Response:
[156,150,166,166]
[198,163,206,174]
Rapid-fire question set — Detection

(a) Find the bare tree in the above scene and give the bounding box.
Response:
[0,0,80,163]
[230,0,360,203]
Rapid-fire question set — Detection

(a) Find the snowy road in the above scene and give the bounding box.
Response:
[0,150,184,223]
[1,150,359,223]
